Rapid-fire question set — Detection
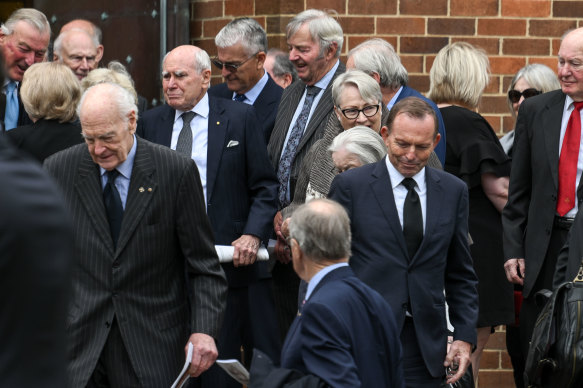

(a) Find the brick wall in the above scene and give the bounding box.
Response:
[190,1,581,386]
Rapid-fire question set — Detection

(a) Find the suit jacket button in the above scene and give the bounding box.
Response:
[112,261,119,269]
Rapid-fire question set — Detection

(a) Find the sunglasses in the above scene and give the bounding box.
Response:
[508,88,542,103]
[211,52,257,73]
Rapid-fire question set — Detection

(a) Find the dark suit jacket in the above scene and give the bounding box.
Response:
[6,118,83,163]
[267,62,346,202]
[138,97,279,286]
[502,90,572,297]
[397,86,447,165]
[328,160,478,377]
[44,138,227,388]
[208,73,283,144]
[553,210,583,289]
[280,266,404,388]
[0,136,72,388]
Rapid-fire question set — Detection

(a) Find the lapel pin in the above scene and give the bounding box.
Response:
[216,121,220,125]
[139,187,145,192]
[148,187,153,192]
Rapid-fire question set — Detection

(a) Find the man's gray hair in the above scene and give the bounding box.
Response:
[348,38,408,89]
[162,47,211,74]
[215,18,267,55]
[289,199,351,263]
[332,70,383,107]
[1,8,50,37]
[286,9,343,59]
[268,49,298,83]
[77,82,137,124]
[328,126,387,165]
[54,28,99,58]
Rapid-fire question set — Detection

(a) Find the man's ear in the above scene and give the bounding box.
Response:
[433,132,441,148]
[325,41,338,61]
[282,73,292,88]
[256,51,266,69]
[95,45,104,63]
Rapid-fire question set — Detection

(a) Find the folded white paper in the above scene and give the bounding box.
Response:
[214,245,269,263]
[171,342,193,388]
[216,359,249,385]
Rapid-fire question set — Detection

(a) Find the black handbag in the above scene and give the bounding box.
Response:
[524,267,583,387]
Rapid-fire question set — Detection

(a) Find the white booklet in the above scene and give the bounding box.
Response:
[214,245,270,263]
[216,359,250,385]
[170,342,193,388]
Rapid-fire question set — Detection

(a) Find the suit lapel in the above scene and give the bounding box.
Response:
[415,167,443,264]
[115,139,156,257]
[370,160,409,257]
[542,92,567,190]
[159,105,175,147]
[74,150,115,254]
[206,98,228,201]
[271,81,305,162]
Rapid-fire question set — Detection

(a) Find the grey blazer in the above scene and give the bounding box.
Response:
[44,138,227,387]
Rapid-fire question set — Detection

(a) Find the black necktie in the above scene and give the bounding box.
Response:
[233,93,246,102]
[103,169,123,249]
[402,178,423,260]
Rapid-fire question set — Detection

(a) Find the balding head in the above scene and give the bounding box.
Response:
[54,29,99,80]
[559,28,583,101]
[61,19,104,64]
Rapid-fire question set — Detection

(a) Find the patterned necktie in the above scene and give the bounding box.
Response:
[4,81,18,130]
[402,178,423,260]
[233,93,246,102]
[557,102,583,216]
[277,85,321,207]
[103,169,124,249]
[176,111,196,158]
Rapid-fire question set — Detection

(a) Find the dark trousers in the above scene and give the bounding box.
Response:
[400,317,442,388]
[272,261,300,341]
[87,318,141,388]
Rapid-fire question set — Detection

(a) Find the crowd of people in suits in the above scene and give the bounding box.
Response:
[1,5,583,388]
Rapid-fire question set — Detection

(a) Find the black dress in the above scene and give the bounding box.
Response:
[440,105,514,327]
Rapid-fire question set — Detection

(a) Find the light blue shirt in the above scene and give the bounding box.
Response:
[171,92,209,205]
[232,71,268,105]
[385,155,427,232]
[100,134,137,210]
[305,262,349,301]
[387,86,403,111]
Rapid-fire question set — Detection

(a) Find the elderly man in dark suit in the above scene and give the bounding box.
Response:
[44,82,227,387]
[503,27,583,358]
[268,9,346,337]
[138,44,280,388]
[208,17,282,144]
[329,97,478,387]
[0,8,50,130]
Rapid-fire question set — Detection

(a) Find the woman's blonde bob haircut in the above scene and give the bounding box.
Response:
[428,42,490,109]
[81,61,139,105]
[21,62,81,123]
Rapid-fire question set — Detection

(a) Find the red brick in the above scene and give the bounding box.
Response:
[428,18,475,36]
[503,38,550,56]
[528,57,559,73]
[553,38,562,56]
[480,349,501,369]
[307,0,346,13]
[225,0,253,16]
[401,36,448,54]
[203,19,230,37]
[503,115,516,133]
[266,16,292,34]
[554,1,583,18]
[485,77,500,94]
[477,370,516,388]
[482,115,503,133]
[478,18,526,36]
[191,20,203,38]
[193,1,223,19]
[490,56,526,75]
[256,0,303,15]
[400,0,447,16]
[451,37,500,55]
[451,0,498,16]
[267,36,288,52]
[485,330,508,350]
[401,55,423,73]
[501,0,551,17]
[425,55,436,73]
[348,0,397,14]
[337,17,375,34]
[408,74,429,93]
[347,36,397,53]
[502,75,514,92]
[501,348,513,369]
[480,96,510,114]
[530,20,577,37]
[377,17,425,35]
[192,38,217,55]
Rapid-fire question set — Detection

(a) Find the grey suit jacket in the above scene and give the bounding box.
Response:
[267,61,346,203]
[44,138,227,387]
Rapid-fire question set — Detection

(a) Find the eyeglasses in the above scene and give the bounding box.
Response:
[337,104,380,120]
[211,52,258,73]
[508,88,542,103]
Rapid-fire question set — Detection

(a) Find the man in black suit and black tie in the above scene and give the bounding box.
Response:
[208,17,283,144]
[503,27,583,359]
[267,9,346,337]
[44,82,228,387]
[0,8,50,130]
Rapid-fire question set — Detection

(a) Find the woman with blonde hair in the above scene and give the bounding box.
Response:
[429,42,513,383]
[7,62,82,162]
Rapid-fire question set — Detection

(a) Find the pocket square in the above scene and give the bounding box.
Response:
[227,140,239,148]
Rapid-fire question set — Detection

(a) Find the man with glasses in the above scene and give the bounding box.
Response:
[53,28,99,80]
[209,18,282,144]
[137,45,279,388]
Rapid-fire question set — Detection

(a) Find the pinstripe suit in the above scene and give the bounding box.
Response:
[44,138,227,388]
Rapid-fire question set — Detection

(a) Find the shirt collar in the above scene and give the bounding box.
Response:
[313,59,340,90]
[566,94,577,111]
[233,71,267,104]
[174,92,209,122]
[387,86,404,110]
[100,134,137,180]
[385,155,426,190]
[305,262,349,301]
